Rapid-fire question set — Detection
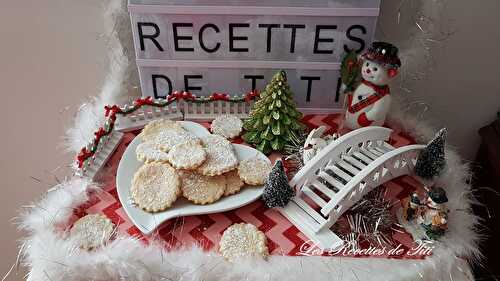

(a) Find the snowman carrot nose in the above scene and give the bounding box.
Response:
[366,69,371,74]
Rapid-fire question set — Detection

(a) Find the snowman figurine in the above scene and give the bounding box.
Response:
[344,42,401,129]
[417,187,449,240]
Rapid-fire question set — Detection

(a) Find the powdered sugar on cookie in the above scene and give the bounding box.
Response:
[238,157,272,185]
[140,119,182,141]
[136,141,169,163]
[153,128,200,152]
[224,170,245,196]
[131,162,180,212]
[70,214,114,250]
[180,171,226,204]
[219,223,268,261]
[197,135,238,176]
[168,142,206,169]
[211,115,243,139]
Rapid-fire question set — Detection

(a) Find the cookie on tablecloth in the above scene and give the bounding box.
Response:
[167,141,206,169]
[140,119,182,141]
[238,157,272,185]
[224,170,245,196]
[131,162,180,212]
[196,135,238,176]
[180,171,226,205]
[211,115,243,139]
[136,141,169,163]
[219,223,268,261]
[70,214,114,250]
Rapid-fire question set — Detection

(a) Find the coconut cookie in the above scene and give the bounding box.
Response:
[168,142,206,169]
[136,141,169,163]
[140,119,182,141]
[180,171,226,205]
[238,157,272,185]
[131,162,180,212]
[197,135,238,176]
[153,128,201,152]
[211,115,243,139]
[70,214,114,250]
[219,223,269,261]
[224,170,245,196]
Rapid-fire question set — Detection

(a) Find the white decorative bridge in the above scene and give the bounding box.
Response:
[279,126,425,250]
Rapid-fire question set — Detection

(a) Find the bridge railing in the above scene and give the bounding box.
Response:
[319,144,425,229]
[290,126,393,189]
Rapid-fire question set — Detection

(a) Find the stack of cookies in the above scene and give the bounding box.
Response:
[131,119,272,213]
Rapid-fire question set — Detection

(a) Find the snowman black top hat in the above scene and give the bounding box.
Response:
[361,41,402,69]
[428,187,448,204]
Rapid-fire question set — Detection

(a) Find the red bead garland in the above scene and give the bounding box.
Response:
[209,92,230,101]
[76,91,259,170]
[245,90,260,102]
[168,91,196,102]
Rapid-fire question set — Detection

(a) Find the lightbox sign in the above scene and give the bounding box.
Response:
[128,0,380,112]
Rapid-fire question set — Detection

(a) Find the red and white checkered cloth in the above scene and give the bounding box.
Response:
[73,114,425,258]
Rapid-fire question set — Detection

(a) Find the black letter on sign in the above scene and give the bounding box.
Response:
[172,23,194,52]
[314,25,337,54]
[137,22,164,51]
[258,24,280,53]
[243,75,265,91]
[184,75,203,93]
[229,23,250,52]
[344,25,367,53]
[335,77,342,102]
[199,23,221,53]
[152,74,172,99]
[301,76,321,102]
[283,24,305,53]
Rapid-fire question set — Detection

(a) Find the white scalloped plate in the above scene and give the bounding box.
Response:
[116,121,270,235]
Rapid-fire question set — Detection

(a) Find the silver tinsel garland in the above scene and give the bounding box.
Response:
[333,187,401,250]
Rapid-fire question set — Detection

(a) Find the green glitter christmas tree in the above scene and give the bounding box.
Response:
[414,128,447,180]
[242,71,305,155]
[262,160,295,208]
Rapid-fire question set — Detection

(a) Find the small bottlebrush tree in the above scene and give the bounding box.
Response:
[262,160,295,208]
[414,128,447,180]
[242,70,305,155]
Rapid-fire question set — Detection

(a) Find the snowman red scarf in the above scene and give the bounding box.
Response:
[347,80,390,114]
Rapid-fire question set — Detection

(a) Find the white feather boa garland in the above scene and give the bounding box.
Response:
[17,0,480,280]
[65,0,139,153]
[17,158,477,281]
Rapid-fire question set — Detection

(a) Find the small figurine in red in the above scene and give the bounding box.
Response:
[343,42,401,129]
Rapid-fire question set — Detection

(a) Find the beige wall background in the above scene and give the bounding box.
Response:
[0,0,499,279]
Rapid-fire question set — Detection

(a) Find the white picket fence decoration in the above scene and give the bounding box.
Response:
[113,96,254,131]
[76,131,124,180]
[113,101,182,132]
[79,96,255,178]
[279,126,425,251]
[181,96,255,121]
